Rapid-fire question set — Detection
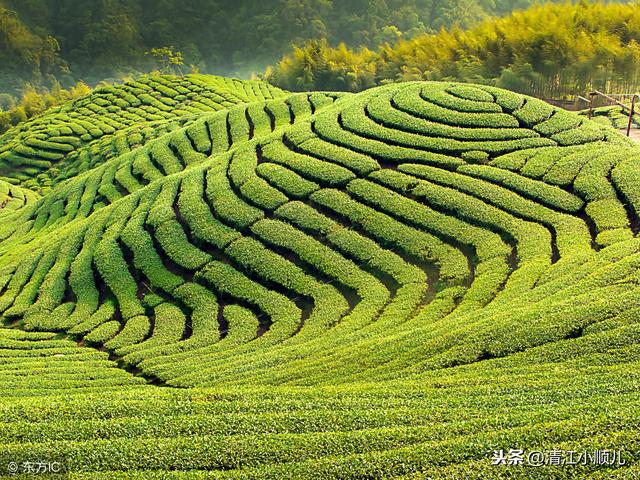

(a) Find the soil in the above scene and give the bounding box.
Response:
[623,128,640,143]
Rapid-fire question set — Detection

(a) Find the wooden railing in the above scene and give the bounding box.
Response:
[587,91,639,137]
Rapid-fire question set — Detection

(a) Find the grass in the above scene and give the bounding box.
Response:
[0,76,638,478]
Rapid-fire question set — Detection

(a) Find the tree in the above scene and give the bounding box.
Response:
[269,2,640,98]
[145,46,185,74]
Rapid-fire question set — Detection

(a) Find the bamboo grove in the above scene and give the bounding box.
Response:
[269,2,640,98]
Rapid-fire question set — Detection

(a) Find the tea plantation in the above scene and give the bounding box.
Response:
[0,75,639,479]
[582,105,639,131]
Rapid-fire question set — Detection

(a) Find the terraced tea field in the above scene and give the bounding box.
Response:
[0,75,639,478]
[583,105,639,131]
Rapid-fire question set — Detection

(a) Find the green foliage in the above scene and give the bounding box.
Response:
[145,47,185,75]
[270,2,640,99]
[1,0,546,94]
[84,320,121,344]
[0,6,67,96]
[580,105,640,130]
[0,75,638,478]
[0,74,287,191]
[0,82,92,135]
[104,315,151,352]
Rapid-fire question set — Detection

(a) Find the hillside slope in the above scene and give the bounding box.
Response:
[0,74,286,192]
[0,76,639,478]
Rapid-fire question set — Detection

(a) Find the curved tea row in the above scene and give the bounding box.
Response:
[1,82,638,389]
[0,79,639,478]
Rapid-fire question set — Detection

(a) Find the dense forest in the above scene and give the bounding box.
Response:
[1,0,576,96]
[267,2,640,98]
[1,0,638,132]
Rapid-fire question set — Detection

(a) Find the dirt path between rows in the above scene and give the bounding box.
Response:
[623,129,640,143]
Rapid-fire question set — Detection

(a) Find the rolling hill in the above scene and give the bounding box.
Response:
[0,75,639,478]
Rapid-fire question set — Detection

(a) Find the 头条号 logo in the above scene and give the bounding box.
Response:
[492,449,625,467]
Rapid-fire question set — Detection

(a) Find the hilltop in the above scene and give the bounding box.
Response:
[0,74,639,478]
[0,74,285,192]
